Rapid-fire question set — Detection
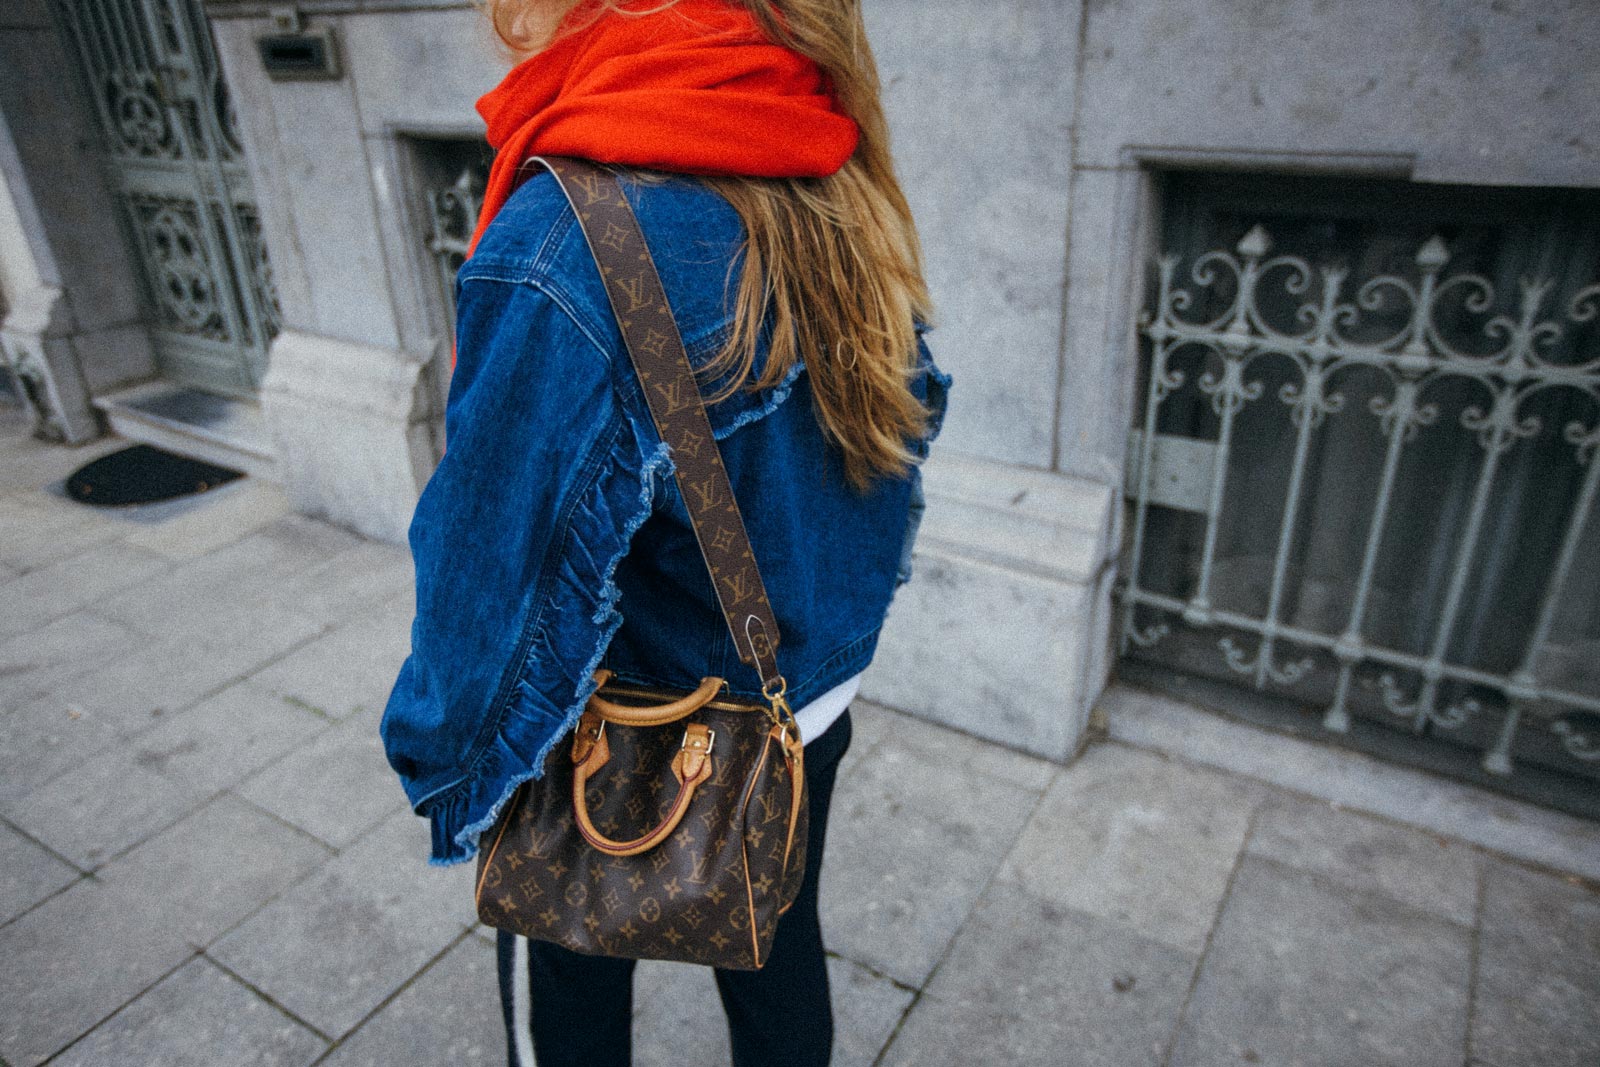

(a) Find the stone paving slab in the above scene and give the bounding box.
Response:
[0,875,195,1066]
[271,535,415,630]
[131,678,330,796]
[318,934,500,1067]
[0,433,122,494]
[998,741,1263,955]
[93,518,364,642]
[0,609,142,711]
[46,956,327,1067]
[883,880,1197,1067]
[208,809,477,1039]
[1104,684,1600,882]
[1169,854,1473,1067]
[820,703,1053,986]
[631,959,732,1065]
[1247,791,1483,928]
[118,479,293,560]
[0,818,79,924]
[4,740,206,868]
[631,952,913,1067]
[826,954,918,1066]
[249,601,414,722]
[0,689,121,807]
[2,681,324,870]
[0,539,173,640]
[874,701,1059,793]
[0,491,126,573]
[237,704,409,848]
[4,679,331,868]
[833,701,884,781]
[42,609,327,738]
[1471,858,1600,1067]
[97,596,331,683]
[97,794,332,949]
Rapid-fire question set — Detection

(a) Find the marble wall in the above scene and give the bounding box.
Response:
[865,0,1077,470]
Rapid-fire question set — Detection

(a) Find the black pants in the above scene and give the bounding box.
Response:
[496,709,852,1067]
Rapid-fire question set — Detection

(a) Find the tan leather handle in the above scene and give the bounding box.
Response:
[587,672,726,728]
[570,714,714,857]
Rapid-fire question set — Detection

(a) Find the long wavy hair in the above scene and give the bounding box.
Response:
[482,0,934,492]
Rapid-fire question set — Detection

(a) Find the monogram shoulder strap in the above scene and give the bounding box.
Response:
[530,156,785,699]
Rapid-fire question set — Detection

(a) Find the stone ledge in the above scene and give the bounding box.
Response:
[918,451,1116,585]
[262,330,432,420]
[1102,683,1600,883]
[94,382,276,480]
[261,330,439,543]
[864,451,1119,762]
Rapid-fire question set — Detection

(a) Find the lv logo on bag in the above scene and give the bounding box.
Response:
[477,670,806,970]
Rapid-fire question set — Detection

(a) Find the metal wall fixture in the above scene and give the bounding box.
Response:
[51,0,280,395]
[255,5,341,82]
[1121,223,1600,782]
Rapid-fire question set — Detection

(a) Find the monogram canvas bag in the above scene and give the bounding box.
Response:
[474,157,808,971]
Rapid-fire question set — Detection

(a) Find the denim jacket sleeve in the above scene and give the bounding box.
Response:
[380,272,667,864]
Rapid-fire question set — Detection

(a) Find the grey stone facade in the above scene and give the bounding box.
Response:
[3,0,1596,757]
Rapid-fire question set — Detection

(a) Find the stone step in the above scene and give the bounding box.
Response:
[92,382,276,480]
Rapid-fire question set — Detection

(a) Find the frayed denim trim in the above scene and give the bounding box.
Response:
[589,438,674,628]
[920,344,954,445]
[889,342,951,596]
[712,359,805,440]
[422,433,674,866]
[926,366,953,440]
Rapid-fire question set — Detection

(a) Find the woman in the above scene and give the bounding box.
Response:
[380,1,950,1063]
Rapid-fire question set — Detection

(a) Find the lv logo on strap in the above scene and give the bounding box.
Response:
[473,158,808,972]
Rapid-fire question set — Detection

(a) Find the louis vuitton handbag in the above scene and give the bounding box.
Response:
[474,157,808,971]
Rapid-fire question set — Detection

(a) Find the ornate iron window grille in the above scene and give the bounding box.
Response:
[425,165,485,342]
[1122,224,1600,780]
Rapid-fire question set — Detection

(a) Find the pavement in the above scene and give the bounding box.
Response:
[2,411,1598,1067]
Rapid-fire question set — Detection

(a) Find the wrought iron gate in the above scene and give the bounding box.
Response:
[1120,173,1600,805]
[51,0,279,396]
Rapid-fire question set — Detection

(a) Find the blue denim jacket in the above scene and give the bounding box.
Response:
[381,169,951,864]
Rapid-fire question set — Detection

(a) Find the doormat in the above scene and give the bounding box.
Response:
[66,444,244,507]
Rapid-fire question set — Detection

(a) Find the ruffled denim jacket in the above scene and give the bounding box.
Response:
[381,170,951,864]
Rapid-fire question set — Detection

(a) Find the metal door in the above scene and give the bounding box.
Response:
[1120,171,1600,811]
[51,0,279,396]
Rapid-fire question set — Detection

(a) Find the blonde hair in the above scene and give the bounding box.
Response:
[483,0,935,492]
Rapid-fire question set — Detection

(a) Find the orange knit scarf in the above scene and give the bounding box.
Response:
[466,0,860,258]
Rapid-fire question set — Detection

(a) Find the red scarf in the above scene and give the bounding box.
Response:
[466,0,860,258]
